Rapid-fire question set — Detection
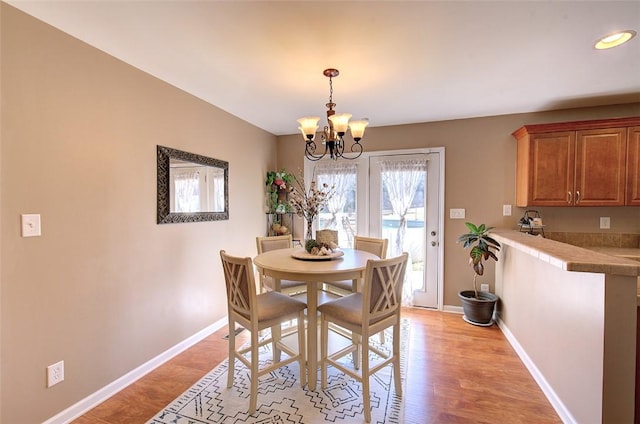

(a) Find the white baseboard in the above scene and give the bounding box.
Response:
[42,317,228,424]
[442,304,463,314]
[496,317,576,424]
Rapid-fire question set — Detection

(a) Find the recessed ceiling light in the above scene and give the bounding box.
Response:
[595,30,637,49]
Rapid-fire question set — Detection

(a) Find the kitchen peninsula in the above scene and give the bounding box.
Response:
[491,230,640,424]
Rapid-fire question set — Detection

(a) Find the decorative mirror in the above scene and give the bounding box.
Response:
[157,145,229,224]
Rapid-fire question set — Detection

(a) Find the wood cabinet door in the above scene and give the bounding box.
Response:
[575,127,626,206]
[529,131,575,206]
[627,126,640,206]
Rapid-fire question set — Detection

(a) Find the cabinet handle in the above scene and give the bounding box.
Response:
[568,191,572,204]
[576,190,581,204]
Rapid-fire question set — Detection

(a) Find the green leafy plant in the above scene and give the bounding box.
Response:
[456,222,501,298]
[265,169,293,213]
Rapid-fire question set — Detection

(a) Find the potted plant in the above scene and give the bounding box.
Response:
[456,222,501,326]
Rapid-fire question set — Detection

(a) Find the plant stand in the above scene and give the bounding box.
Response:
[266,212,295,237]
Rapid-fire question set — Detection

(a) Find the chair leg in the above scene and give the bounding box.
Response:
[249,330,260,415]
[353,332,361,370]
[272,321,282,362]
[297,311,307,387]
[362,336,371,423]
[227,320,235,388]
[320,316,328,389]
[392,322,402,395]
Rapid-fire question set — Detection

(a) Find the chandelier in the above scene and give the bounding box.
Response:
[297,68,369,161]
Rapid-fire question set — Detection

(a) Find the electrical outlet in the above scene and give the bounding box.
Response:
[480,284,489,292]
[599,217,610,229]
[503,204,512,216]
[47,360,64,387]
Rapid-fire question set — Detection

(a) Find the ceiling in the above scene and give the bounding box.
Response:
[5,1,640,136]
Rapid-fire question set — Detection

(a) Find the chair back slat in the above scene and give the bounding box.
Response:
[354,236,388,259]
[363,253,408,323]
[256,235,293,254]
[220,250,256,319]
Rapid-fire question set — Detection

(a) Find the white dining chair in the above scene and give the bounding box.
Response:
[220,250,307,415]
[256,235,306,295]
[319,252,409,423]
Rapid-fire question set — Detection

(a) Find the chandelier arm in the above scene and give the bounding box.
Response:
[334,137,345,157]
[335,139,363,160]
[304,140,329,161]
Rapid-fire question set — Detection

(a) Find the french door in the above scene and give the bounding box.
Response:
[309,148,443,309]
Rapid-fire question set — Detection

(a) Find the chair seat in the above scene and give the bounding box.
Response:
[318,293,394,327]
[256,291,307,323]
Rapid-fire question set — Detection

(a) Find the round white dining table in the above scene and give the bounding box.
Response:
[253,247,379,391]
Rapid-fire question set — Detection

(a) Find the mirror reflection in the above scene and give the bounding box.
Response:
[157,145,229,224]
[170,159,225,213]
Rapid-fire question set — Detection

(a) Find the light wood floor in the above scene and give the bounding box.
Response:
[72,307,561,424]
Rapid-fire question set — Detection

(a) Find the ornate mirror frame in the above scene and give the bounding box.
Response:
[157,145,229,224]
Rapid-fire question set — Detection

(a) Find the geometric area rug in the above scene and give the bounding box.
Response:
[147,320,409,424]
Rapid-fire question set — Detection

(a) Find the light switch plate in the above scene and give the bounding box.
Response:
[21,214,41,237]
[450,208,466,219]
[599,217,610,229]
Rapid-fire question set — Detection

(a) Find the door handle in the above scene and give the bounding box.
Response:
[568,191,572,204]
[576,190,581,204]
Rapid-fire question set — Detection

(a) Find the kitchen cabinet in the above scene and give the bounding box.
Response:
[513,117,640,207]
[627,126,640,206]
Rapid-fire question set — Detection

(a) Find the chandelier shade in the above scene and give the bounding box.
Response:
[297,116,320,140]
[298,69,368,161]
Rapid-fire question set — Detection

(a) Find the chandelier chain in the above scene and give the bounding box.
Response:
[328,76,333,104]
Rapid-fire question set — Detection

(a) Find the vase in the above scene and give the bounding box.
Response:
[305,219,314,241]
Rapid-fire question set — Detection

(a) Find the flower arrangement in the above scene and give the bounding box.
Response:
[304,239,338,255]
[288,172,335,240]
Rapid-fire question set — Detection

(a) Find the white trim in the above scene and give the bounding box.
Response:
[442,304,463,314]
[42,317,228,424]
[435,148,445,311]
[496,317,577,424]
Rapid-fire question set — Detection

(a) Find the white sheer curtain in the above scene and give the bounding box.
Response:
[380,159,426,256]
[380,159,427,306]
[173,169,200,212]
[315,162,356,230]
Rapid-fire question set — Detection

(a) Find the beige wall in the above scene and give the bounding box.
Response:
[277,104,640,307]
[1,5,276,423]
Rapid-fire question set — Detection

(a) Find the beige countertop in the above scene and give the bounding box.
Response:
[586,247,640,262]
[491,230,640,277]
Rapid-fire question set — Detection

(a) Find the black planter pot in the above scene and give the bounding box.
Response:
[458,290,498,326]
